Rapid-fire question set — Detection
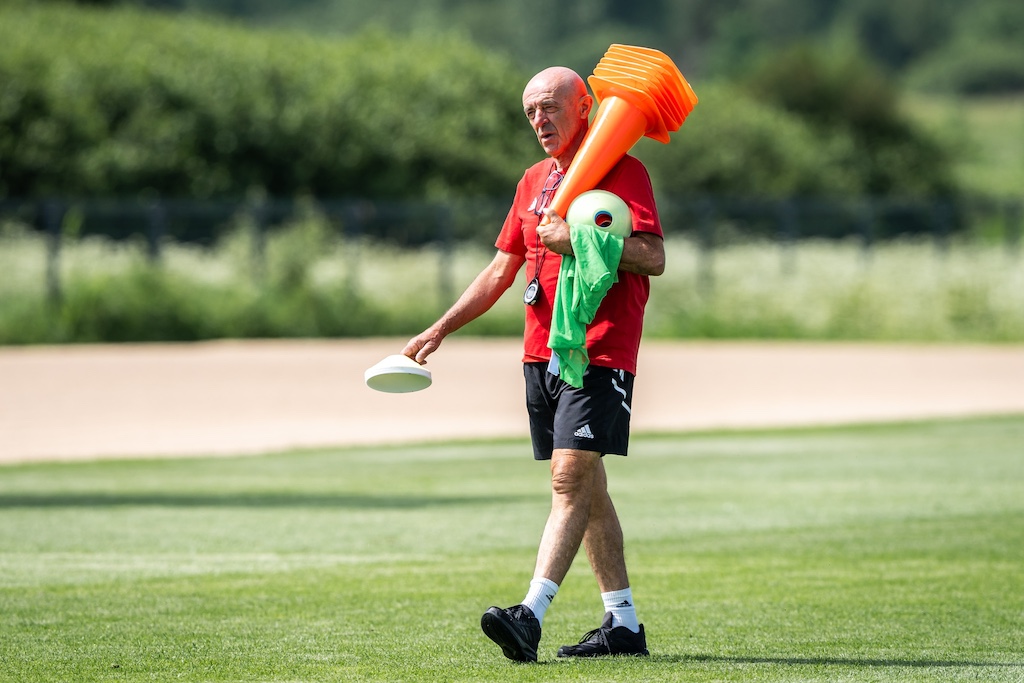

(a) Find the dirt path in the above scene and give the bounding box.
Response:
[2,339,1023,464]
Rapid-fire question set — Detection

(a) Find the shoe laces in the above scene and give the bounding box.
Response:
[577,625,610,649]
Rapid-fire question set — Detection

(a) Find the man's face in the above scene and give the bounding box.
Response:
[522,79,588,161]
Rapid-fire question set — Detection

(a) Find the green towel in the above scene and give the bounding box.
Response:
[548,225,624,388]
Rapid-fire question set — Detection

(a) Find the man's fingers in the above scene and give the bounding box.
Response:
[404,338,439,365]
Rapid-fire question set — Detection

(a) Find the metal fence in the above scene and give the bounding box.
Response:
[2,195,1021,302]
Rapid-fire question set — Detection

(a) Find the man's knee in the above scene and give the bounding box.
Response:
[550,449,601,498]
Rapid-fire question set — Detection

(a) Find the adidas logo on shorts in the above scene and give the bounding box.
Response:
[573,424,595,439]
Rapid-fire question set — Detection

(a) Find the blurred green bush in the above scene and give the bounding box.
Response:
[638,46,957,203]
[3,2,970,209]
[0,2,537,201]
[907,42,1024,95]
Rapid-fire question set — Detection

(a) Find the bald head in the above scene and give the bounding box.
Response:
[523,67,589,103]
[522,67,593,169]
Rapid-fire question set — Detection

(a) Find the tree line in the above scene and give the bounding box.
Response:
[2,2,960,203]
[64,0,1024,94]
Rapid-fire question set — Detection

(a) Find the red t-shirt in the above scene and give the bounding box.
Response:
[495,154,663,375]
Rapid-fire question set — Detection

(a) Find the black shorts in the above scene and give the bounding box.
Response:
[524,362,635,460]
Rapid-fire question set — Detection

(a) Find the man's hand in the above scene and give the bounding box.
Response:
[402,326,445,365]
[538,209,573,255]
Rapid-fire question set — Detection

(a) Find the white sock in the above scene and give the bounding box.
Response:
[602,587,640,633]
[521,577,559,626]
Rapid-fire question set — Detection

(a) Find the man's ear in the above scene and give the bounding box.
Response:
[580,95,593,119]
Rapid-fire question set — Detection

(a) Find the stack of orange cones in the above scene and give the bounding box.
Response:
[548,44,698,218]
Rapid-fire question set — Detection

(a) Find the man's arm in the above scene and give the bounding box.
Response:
[538,209,665,276]
[619,231,665,276]
[403,250,525,364]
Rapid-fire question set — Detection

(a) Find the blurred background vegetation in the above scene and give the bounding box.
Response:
[3,0,1023,202]
[1,0,1022,344]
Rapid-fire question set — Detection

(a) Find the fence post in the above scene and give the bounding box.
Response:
[43,199,64,305]
[777,199,798,275]
[859,198,875,267]
[697,197,716,297]
[249,198,267,281]
[343,201,370,296]
[436,204,454,307]
[932,200,952,257]
[146,200,166,262]
[1006,200,1022,258]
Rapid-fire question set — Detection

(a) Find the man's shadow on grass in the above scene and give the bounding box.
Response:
[0,491,541,510]
[650,654,1023,669]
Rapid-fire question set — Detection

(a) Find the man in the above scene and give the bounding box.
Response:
[402,66,665,662]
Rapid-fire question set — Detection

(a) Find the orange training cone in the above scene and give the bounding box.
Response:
[547,44,697,219]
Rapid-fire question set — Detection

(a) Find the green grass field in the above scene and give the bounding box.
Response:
[2,417,1023,682]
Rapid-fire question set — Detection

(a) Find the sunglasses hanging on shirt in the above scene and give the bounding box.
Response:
[524,165,563,306]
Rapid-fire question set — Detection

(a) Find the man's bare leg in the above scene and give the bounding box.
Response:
[481,448,599,661]
[483,448,647,659]
[581,460,629,592]
[532,448,602,584]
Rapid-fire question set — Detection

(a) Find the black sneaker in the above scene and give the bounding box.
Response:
[480,604,542,662]
[557,611,649,657]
